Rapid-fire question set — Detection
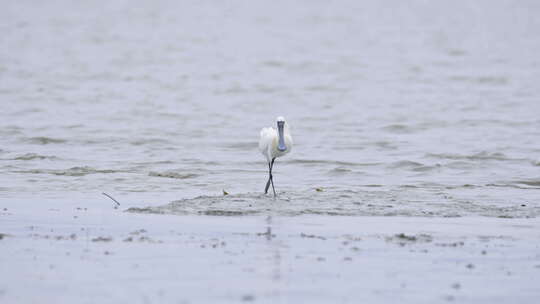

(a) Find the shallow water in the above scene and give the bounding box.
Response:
[3,205,540,304]
[1,0,540,217]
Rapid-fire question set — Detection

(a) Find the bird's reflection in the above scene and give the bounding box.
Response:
[264,216,282,285]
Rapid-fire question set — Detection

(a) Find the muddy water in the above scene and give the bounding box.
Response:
[1,0,540,217]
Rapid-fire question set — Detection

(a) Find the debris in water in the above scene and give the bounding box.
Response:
[395,233,418,241]
[91,236,113,242]
[223,189,229,195]
[102,192,121,208]
[129,229,147,235]
[435,241,464,247]
[386,233,433,245]
[241,295,255,302]
[300,233,326,240]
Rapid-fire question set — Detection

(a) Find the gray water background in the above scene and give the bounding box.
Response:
[1,0,540,217]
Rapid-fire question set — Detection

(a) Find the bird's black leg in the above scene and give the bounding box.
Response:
[264,158,277,196]
[264,161,272,194]
[269,158,276,197]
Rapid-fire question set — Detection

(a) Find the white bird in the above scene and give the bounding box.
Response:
[258,116,293,196]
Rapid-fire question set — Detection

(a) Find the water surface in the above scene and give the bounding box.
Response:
[1,0,539,217]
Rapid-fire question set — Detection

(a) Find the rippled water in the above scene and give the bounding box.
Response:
[1,0,540,217]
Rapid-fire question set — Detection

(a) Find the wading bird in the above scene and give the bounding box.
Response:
[259,116,293,197]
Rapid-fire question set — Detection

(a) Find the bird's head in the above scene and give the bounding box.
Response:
[276,116,287,129]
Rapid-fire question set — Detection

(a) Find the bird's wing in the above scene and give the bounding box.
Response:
[259,127,275,160]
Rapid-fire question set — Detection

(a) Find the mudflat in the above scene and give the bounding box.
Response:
[1,199,539,303]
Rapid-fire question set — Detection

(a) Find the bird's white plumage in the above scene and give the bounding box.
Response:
[259,117,293,162]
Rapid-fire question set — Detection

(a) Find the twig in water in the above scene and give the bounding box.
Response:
[102,192,121,207]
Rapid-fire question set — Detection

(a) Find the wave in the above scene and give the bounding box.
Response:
[129,138,170,146]
[222,141,258,150]
[328,167,353,175]
[447,75,508,85]
[388,160,424,168]
[16,166,121,176]
[288,159,381,167]
[13,153,58,161]
[426,152,510,161]
[26,137,66,145]
[381,124,414,133]
[149,171,199,179]
[388,160,444,173]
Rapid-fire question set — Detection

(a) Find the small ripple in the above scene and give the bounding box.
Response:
[304,85,348,92]
[214,86,248,95]
[254,84,287,94]
[133,160,175,166]
[381,124,413,134]
[13,153,58,161]
[15,166,121,176]
[447,75,509,85]
[328,167,352,175]
[26,137,67,145]
[288,159,381,167]
[260,60,285,68]
[149,171,199,179]
[426,152,510,161]
[447,49,467,57]
[179,159,221,166]
[381,121,447,133]
[412,164,441,172]
[513,180,540,188]
[445,161,474,170]
[388,160,424,169]
[222,142,257,150]
[445,184,479,189]
[373,141,398,150]
[129,138,170,146]
[0,126,23,136]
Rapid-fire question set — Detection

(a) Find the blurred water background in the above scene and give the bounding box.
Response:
[1,0,539,217]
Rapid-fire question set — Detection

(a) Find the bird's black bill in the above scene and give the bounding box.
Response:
[277,121,286,151]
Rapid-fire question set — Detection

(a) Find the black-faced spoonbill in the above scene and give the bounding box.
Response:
[258,116,293,197]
